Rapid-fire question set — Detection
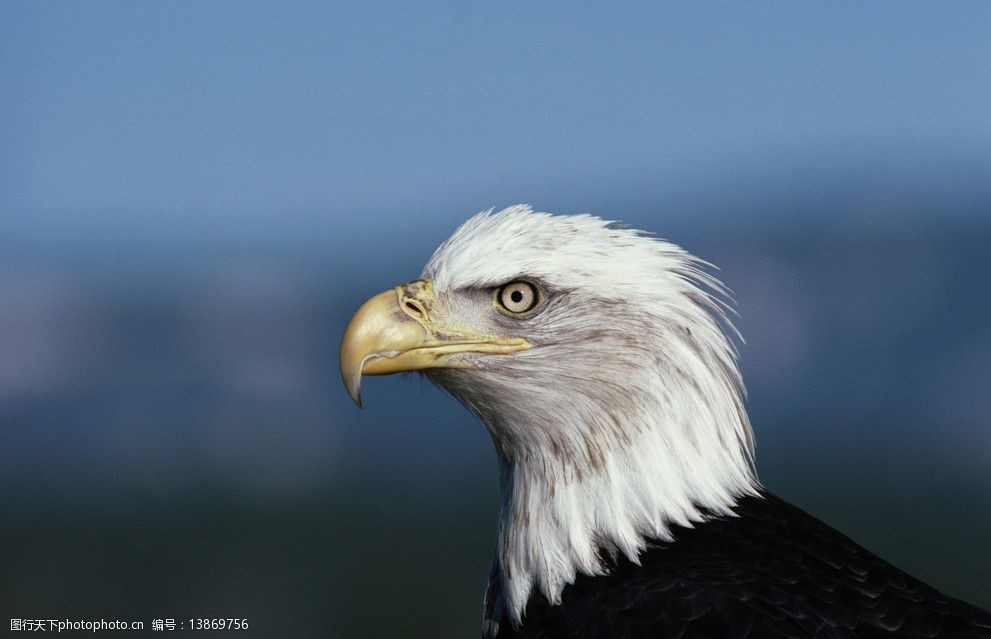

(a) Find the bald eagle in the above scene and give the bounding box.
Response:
[340,205,991,638]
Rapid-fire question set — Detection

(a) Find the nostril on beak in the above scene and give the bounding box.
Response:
[403,299,426,320]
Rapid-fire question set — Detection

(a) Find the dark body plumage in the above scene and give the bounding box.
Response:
[489,491,991,639]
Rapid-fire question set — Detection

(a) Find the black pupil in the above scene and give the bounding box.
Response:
[511,290,524,304]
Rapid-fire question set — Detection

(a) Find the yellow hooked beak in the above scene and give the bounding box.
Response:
[340,279,530,406]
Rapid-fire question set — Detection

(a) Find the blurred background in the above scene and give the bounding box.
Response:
[2,3,990,637]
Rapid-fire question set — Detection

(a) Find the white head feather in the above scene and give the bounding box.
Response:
[420,205,758,633]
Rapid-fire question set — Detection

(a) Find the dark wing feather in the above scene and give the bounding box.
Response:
[489,491,991,638]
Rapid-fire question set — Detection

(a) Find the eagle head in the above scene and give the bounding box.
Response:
[340,205,757,626]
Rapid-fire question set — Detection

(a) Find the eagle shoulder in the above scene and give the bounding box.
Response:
[488,491,991,639]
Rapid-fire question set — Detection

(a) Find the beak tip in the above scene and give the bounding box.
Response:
[344,376,363,408]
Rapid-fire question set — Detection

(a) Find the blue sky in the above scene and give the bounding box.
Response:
[3,2,990,259]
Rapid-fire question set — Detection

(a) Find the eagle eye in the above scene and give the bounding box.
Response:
[496,281,540,315]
